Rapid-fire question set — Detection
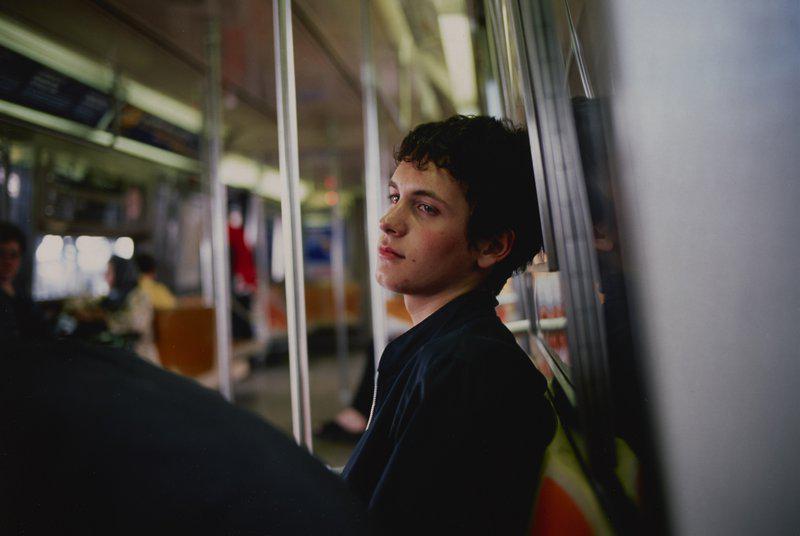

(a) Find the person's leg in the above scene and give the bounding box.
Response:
[315,342,375,441]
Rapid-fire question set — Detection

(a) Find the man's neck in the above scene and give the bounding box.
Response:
[403,281,482,326]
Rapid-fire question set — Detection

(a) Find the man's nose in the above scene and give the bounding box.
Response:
[379,205,406,236]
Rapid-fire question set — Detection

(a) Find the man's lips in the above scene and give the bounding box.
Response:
[378,245,404,259]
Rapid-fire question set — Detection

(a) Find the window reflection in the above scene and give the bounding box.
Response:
[33,235,129,300]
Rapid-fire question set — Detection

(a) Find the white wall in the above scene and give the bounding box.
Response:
[605,2,800,533]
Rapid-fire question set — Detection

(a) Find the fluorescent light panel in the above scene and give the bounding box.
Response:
[220,153,261,189]
[221,152,310,202]
[113,137,201,173]
[121,77,202,134]
[0,14,202,133]
[438,14,479,114]
[0,98,114,145]
[0,14,113,91]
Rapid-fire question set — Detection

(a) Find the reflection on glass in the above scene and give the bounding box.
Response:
[533,271,569,366]
[551,0,660,527]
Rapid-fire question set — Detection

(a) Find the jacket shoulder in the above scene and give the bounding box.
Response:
[419,316,546,394]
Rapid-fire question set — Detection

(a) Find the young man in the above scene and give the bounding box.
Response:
[342,115,556,534]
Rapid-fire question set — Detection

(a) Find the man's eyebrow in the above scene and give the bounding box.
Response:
[387,180,449,206]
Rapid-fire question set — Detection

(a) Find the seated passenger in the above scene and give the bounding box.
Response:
[134,253,177,310]
[0,339,369,534]
[342,115,556,534]
[71,256,159,364]
[0,221,50,341]
[104,255,159,364]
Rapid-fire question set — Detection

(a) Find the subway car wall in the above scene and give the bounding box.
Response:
[0,0,798,534]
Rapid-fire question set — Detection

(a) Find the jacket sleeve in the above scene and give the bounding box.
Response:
[367,336,555,535]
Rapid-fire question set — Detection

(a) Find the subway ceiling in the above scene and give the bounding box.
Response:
[0,0,469,196]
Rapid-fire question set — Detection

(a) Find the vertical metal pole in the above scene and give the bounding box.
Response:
[0,146,9,220]
[199,213,215,306]
[249,196,269,343]
[485,0,514,117]
[274,0,313,450]
[562,0,594,98]
[361,0,388,367]
[512,273,532,354]
[331,196,351,405]
[205,0,234,401]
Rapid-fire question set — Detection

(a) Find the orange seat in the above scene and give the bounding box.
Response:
[529,406,639,536]
[531,476,594,536]
[154,306,216,376]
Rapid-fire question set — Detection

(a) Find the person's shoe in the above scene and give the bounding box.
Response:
[314,420,363,443]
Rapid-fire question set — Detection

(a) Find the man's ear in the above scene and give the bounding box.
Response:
[476,230,515,269]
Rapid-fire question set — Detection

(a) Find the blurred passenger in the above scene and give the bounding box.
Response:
[342,116,556,534]
[103,255,159,364]
[0,339,369,534]
[228,206,256,340]
[0,221,49,341]
[67,255,157,363]
[134,253,177,310]
[317,299,413,443]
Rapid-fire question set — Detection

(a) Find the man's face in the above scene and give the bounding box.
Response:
[0,240,22,285]
[376,161,482,297]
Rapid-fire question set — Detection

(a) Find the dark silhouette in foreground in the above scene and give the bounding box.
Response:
[0,340,369,535]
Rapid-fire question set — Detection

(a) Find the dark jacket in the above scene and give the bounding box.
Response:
[343,289,555,535]
[0,289,49,341]
[0,340,369,535]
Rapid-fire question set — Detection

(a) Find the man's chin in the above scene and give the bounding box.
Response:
[375,274,392,291]
[375,273,405,295]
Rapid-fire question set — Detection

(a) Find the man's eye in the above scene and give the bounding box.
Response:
[418,203,437,215]
[388,194,399,204]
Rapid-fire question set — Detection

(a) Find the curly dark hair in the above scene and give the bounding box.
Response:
[394,115,542,295]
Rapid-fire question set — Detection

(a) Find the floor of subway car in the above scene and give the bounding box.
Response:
[234,352,366,468]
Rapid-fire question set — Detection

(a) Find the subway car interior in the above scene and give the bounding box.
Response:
[0,0,797,534]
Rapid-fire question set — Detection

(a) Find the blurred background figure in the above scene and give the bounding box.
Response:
[228,204,256,340]
[0,221,49,341]
[315,344,373,443]
[67,255,159,365]
[104,255,160,364]
[134,253,177,311]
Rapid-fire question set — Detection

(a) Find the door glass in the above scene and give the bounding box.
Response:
[486,0,575,390]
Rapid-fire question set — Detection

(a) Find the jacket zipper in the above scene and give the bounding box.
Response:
[365,369,379,429]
